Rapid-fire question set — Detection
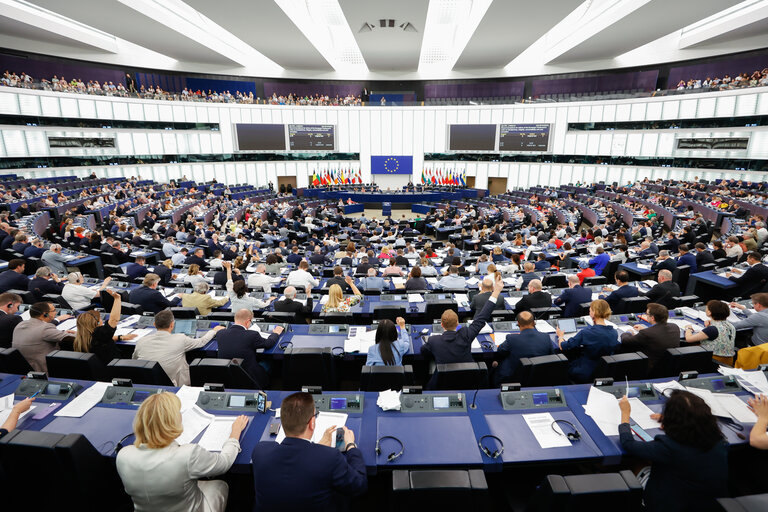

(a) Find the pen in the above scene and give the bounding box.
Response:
[625,376,629,397]
[30,389,41,399]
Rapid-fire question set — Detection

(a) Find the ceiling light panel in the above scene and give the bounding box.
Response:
[274,0,368,73]
[678,0,768,48]
[418,0,492,73]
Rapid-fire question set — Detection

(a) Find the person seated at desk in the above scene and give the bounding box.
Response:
[492,311,554,385]
[153,259,176,286]
[513,279,552,316]
[251,392,366,512]
[182,281,229,316]
[129,273,182,314]
[725,236,743,260]
[588,247,610,276]
[382,258,404,277]
[676,244,697,273]
[404,266,427,291]
[0,292,22,348]
[554,274,592,318]
[556,299,619,383]
[683,299,736,365]
[726,251,768,296]
[354,255,372,275]
[125,255,149,280]
[322,278,362,313]
[62,272,111,311]
[0,259,28,293]
[515,262,541,291]
[366,317,410,366]
[41,244,68,275]
[695,242,715,267]
[182,263,207,287]
[438,265,466,290]
[28,266,65,302]
[651,250,677,273]
[11,233,30,254]
[326,265,352,292]
[73,290,136,365]
[471,276,506,313]
[275,285,313,318]
[286,260,320,290]
[618,303,680,373]
[599,270,638,312]
[533,253,551,271]
[286,245,303,265]
[224,262,274,312]
[421,277,503,367]
[712,240,727,260]
[731,293,768,345]
[171,247,188,267]
[358,268,385,292]
[184,247,208,269]
[748,394,768,450]
[418,256,437,277]
[12,301,74,373]
[644,269,681,309]
[216,309,283,388]
[618,391,728,512]
[576,259,595,285]
[477,254,491,274]
[23,238,45,258]
[116,392,248,512]
[133,309,224,386]
[247,264,281,293]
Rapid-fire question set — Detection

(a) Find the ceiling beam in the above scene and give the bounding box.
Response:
[678,0,768,48]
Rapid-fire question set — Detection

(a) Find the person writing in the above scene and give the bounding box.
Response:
[73,289,137,365]
[366,317,410,366]
[555,299,619,383]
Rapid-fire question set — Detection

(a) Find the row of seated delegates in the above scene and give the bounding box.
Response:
[675,69,768,89]
[115,391,365,512]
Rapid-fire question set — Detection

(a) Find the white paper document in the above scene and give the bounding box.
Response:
[117,315,141,329]
[426,277,439,285]
[55,381,110,418]
[711,394,757,423]
[465,278,480,286]
[344,329,377,353]
[535,320,556,334]
[377,389,402,411]
[175,385,205,412]
[0,394,34,425]
[684,387,730,418]
[505,296,522,307]
[523,412,572,448]
[407,294,424,303]
[176,405,214,445]
[628,398,661,430]
[652,380,686,395]
[197,416,240,451]
[128,328,153,342]
[583,386,621,436]
[56,319,77,331]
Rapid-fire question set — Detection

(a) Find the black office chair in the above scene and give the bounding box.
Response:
[618,296,649,314]
[583,276,607,287]
[120,302,144,315]
[652,346,715,378]
[542,274,567,289]
[318,312,356,324]
[527,471,642,512]
[282,347,338,390]
[373,306,406,322]
[530,307,562,320]
[392,469,489,510]
[594,352,649,380]
[102,264,123,277]
[512,354,570,387]
[424,300,458,323]
[46,350,109,382]
[109,272,130,282]
[360,365,414,391]
[699,263,716,273]
[0,347,32,375]
[170,307,198,319]
[429,362,488,391]
[672,265,691,296]
[718,493,768,511]
[0,430,130,511]
[106,358,174,386]
[206,312,235,322]
[670,295,700,308]
[189,358,260,390]
[5,289,34,304]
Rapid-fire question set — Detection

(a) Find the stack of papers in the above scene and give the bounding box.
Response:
[466,278,480,286]
[426,277,439,285]
[55,381,110,418]
[719,367,768,396]
[198,416,242,451]
[668,318,700,332]
[636,263,651,270]
[117,315,141,329]
[407,294,424,303]
[56,319,78,331]
[344,328,377,353]
[642,280,658,288]
[175,385,204,412]
[377,389,402,411]
[679,307,708,321]
[177,406,215,445]
[391,277,406,288]
[502,277,518,286]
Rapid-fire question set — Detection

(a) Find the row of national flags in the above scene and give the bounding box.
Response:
[421,167,466,186]
[311,168,363,186]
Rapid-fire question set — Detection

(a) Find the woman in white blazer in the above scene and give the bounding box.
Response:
[116,392,248,512]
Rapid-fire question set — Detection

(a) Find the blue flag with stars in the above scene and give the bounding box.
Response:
[370,155,413,174]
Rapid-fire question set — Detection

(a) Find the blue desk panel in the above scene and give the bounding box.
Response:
[41,407,137,455]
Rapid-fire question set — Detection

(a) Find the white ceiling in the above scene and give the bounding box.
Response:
[0,0,766,80]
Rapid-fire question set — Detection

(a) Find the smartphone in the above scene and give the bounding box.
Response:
[269,420,281,436]
[631,423,654,442]
[256,391,267,414]
[335,427,345,450]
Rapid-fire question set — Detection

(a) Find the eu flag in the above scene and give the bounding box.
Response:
[371,155,413,174]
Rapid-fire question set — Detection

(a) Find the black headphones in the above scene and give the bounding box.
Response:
[375,435,404,462]
[278,340,293,351]
[331,346,344,357]
[478,434,504,459]
[551,419,581,441]
[114,433,134,454]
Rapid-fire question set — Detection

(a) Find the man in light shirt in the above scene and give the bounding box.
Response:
[41,244,69,275]
[171,247,188,266]
[285,260,319,290]
[247,264,282,293]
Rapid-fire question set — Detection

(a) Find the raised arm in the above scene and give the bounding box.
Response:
[345,275,362,296]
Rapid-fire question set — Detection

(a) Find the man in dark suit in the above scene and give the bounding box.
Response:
[618,303,680,373]
[354,256,372,275]
[125,256,149,280]
[651,250,676,273]
[251,392,367,512]
[513,279,553,316]
[676,244,697,273]
[286,246,303,265]
[421,278,503,367]
[23,239,45,258]
[274,286,313,322]
[325,266,351,293]
[308,246,327,266]
[0,292,23,348]
[128,273,181,314]
[554,274,592,318]
[695,242,715,267]
[533,253,551,271]
[215,309,283,388]
[0,259,28,293]
[470,276,505,313]
[184,248,208,269]
[644,269,680,309]
[28,266,65,301]
[727,252,768,297]
[600,270,638,312]
[493,311,554,385]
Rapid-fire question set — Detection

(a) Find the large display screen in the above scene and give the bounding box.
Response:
[235,123,286,151]
[288,124,335,150]
[448,124,496,151]
[676,137,749,150]
[498,124,551,152]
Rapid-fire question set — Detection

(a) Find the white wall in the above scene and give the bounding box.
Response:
[0,86,766,187]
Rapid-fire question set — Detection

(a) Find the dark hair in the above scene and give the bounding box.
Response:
[29,301,52,319]
[333,265,343,276]
[646,303,668,324]
[154,309,174,330]
[233,279,247,298]
[748,251,762,261]
[8,259,24,270]
[695,242,706,250]
[410,266,421,278]
[661,390,723,451]
[375,319,398,366]
[281,392,315,436]
[265,254,278,265]
[713,240,723,249]
[0,292,22,307]
[679,244,689,252]
[614,270,629,283]
[706,299,730,321]
[752,293,768,308]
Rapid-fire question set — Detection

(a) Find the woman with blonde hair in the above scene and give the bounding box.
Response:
[322,277,362,313]
[74,289,136,364]
[555,299,619,383]
[183,264,206,286]
[116,392,248,512]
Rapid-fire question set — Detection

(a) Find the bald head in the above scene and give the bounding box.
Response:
[528,279,542,292]
[234,308,254,326]
[481,277,493,292]
[567,274,580,287]
[367,268,377,277]
[284,286,297,299]
[517,311,535,329]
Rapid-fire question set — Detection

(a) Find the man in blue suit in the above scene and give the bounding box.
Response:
[125,255,149,280]
[600,270,638,312]
[215,309,283,388]
[534,253,551,271]
[251,392,367,512]
[554,274,592,317]
[128,273,181,313]
[588,247,610,276]
[676,244,697,273]
[493,311,554,385]
[0,259,28,293]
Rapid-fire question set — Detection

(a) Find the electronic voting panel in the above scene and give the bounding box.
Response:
[500,388,567,410]
[16,378,80,400]
[313,393,364,413]
[101,386,163,405]
[681,374,742,393]
[401,393,466,413]
[197,391,267,412]
[593,380,659,401]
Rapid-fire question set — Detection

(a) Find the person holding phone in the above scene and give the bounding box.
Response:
[116,392,248,512]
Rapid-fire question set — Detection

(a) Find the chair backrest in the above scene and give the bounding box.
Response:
[373,306,406,322]
[360,365,413,391]
[542,274,567,289]
[6,289,34,304]
[106,358,174,386]
[530,307,562,320]
[431,362,488,390]
[170,307,198,319]
[618,296,649,314]
[672,265,691,296]
[583,276,607,286]
[46,350,109,382]
[515,354,570,386]
[670,295,700,308]
[392,469,489,509]
[188,358,260,389]
[528,471,642,512]
[282,347,337,390]
[652,346,715,378]
[424,300,458,323]
[718,493,768,512]
[594,352,649,380]
[0,347,32,374]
